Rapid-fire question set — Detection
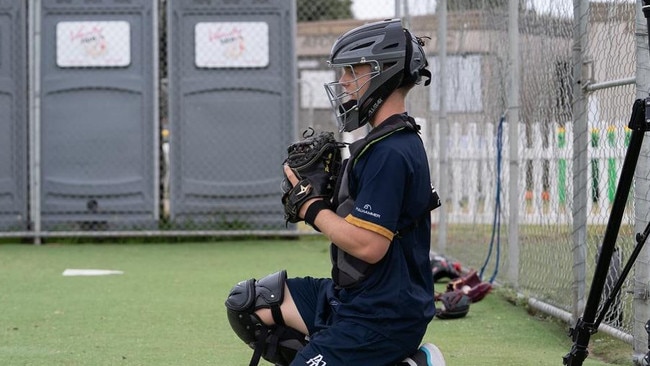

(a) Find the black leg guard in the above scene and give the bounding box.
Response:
[225,270,308,366]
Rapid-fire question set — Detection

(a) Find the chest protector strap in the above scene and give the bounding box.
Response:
[330,114,420,289]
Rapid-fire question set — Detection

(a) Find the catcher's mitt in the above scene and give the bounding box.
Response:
[281,129,343,224]
[434,290,471,319]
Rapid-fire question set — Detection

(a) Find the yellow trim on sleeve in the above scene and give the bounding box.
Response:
[345,214,395,241]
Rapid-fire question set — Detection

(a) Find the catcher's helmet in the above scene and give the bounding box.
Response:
[325,19,431,132]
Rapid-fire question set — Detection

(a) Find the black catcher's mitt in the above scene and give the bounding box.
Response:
[281,129,343,224]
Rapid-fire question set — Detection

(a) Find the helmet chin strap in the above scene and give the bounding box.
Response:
[338,99,359,132]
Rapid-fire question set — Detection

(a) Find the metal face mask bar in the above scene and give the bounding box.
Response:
[324,60,380,132]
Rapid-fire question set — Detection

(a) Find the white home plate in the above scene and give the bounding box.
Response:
[62,269,124,276]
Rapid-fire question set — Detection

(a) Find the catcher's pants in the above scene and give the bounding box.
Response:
[286,277,425,366]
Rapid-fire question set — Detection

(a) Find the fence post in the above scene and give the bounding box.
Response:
[28,0,42,245]
[436,0,449,254]
[571,0,590,321]
[633,0,650,358]
[506,0,520,288]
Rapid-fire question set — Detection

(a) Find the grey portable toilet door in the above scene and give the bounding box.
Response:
[0,1,27,230]
[167,0,296,229]
[38,0,159,230]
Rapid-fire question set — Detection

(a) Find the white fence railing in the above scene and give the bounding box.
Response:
[427,120,630,226]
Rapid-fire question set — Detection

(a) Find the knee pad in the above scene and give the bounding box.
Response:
[225,270,307,366]
[225,269,287,344]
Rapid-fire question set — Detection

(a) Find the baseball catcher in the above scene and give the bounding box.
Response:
[226,18,446,366]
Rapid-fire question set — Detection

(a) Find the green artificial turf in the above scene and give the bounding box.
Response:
[0,240,631,365]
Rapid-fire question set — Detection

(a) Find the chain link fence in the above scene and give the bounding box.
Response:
[428,0,638,345]
[295,0,643,358]
[2,0,647,359]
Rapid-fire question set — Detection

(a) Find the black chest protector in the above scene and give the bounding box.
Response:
[330,114,440,288]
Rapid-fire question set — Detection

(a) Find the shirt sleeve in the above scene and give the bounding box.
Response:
[345,144,409,241]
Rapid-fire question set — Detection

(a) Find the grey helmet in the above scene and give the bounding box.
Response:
[324,19,431,132]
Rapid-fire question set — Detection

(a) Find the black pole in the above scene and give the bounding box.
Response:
[563,98,648,366]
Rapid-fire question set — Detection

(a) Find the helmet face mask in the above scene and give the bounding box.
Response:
[324,61,380,132]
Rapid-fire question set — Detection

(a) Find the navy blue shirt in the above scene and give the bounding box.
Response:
[327,115,435,336]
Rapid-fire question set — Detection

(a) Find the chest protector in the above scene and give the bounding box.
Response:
[330,114,440,288]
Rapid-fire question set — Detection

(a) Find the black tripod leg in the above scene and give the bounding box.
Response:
[563,98,649,366]
[595,219,650,328]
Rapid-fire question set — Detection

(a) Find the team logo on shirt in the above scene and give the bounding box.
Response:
[355,203,380,218]
[306,354,327,366]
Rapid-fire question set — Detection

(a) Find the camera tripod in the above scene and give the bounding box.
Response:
[563,31,650,366]
[562,95,650,366]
